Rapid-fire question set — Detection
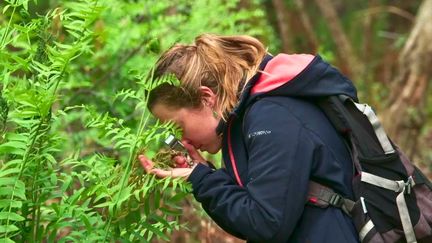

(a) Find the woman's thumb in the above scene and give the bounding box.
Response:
[182,140,205,161]
[138,155,153,172]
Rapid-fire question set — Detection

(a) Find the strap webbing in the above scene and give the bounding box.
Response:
[361,171,409,192]
[353,103,395,154]
[359,220,375,242]
[307,181,355,216]
[361,172,417,243]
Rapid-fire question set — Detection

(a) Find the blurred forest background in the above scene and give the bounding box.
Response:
[0,0,431,242]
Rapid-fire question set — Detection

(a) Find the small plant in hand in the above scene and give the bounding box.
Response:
[151,148,186,169]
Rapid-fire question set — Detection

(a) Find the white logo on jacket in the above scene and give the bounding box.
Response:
[248,130,272,139]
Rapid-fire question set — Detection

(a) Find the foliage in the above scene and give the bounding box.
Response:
[0,0,270,242]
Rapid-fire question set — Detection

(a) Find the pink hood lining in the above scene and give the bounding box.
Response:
[251,54,315,95]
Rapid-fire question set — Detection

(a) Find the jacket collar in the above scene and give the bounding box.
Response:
[215,54,273,135]
[230,54,273,117]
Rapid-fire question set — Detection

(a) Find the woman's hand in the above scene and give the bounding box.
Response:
[138,154,196,179]
[139,140,208,178]
[169,140,209,168]
[181,140,209,165]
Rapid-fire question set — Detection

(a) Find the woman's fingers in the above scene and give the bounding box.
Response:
[182,140,205,162]
[139,154,195,179]
[138,155,154,173]
[151,168,172,178]
[173,155,188,168]
[154,167,195,179]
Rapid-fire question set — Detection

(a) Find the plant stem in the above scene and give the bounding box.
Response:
[103,81,154,240]
[4,119,43,240]
[31,156,42,241]
[0,6,16,49]
[103,108,149,241]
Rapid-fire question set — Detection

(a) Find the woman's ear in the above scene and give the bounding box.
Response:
[199,86,217,108]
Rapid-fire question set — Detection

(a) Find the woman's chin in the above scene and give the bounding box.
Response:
[198,147,208,153]
[203,146,221,154]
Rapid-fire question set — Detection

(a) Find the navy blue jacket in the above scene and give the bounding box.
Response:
[188,54,360,242]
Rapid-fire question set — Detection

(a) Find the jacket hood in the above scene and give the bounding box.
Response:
[231,54,358,116]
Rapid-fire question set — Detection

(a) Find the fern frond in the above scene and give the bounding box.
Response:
[114,89,140,103]
[0,94,8,137]
[139,73,180,92]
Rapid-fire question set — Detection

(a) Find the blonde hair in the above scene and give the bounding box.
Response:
[148,33,266,120]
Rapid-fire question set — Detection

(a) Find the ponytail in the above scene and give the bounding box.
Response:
[148,34,266,120]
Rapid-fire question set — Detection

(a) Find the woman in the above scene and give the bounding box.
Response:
[139,34,359,242]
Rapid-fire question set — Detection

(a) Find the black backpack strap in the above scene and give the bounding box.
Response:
[307,181,355,216]
[343,95,395,154]
[316,95,396,159]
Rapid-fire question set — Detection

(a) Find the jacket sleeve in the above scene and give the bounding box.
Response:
[188,100,320,242]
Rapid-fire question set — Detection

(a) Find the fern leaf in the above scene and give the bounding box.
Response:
[0,224,19,234]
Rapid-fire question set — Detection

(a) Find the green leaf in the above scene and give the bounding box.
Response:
[60,177,72,193]
[140,221,169,241]
[0,178,18,186]
[2,5,11,14]
[65,29,81,39]
[50,173,57,185]
[2,160,22,170]
[153,190,161,210]
[80,214,92,232]
[114,186,131,208]
[0,224,19,233]
[159,207,182,216]
[0,142,26,155]
[0,212,25,221]
[0,237,15,243]
[114,139,132,149]
[94,191,110,203]
[94,201,110,208]
[44,153,57,165]
[0,188,26,200]
[0,140,27,150]
[162,177,170,191]
[0,199,22,209]
[169,191,188,203]
[0,168,20,177]
[148,214,171,229]
[143,193,151,216]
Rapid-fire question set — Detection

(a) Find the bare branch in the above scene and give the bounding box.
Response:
[314,0,363,79]
[271,0,294,52]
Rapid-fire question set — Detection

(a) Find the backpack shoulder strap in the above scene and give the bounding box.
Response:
[316,95,396,159]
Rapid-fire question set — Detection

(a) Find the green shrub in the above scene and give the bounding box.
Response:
[0,0,271,242]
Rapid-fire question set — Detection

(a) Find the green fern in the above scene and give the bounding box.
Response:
[0,0,102,241]
[0,94,8,138]
[0,0,268,241]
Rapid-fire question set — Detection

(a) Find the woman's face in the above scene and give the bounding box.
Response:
[152,102,222,154]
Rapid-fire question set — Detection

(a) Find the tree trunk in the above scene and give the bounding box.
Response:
[383,0,432,159]
[271,0,293,53]
[293,0,319,51]
[314,0,363,80]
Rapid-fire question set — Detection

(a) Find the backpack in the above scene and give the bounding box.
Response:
[306,95,432,243]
